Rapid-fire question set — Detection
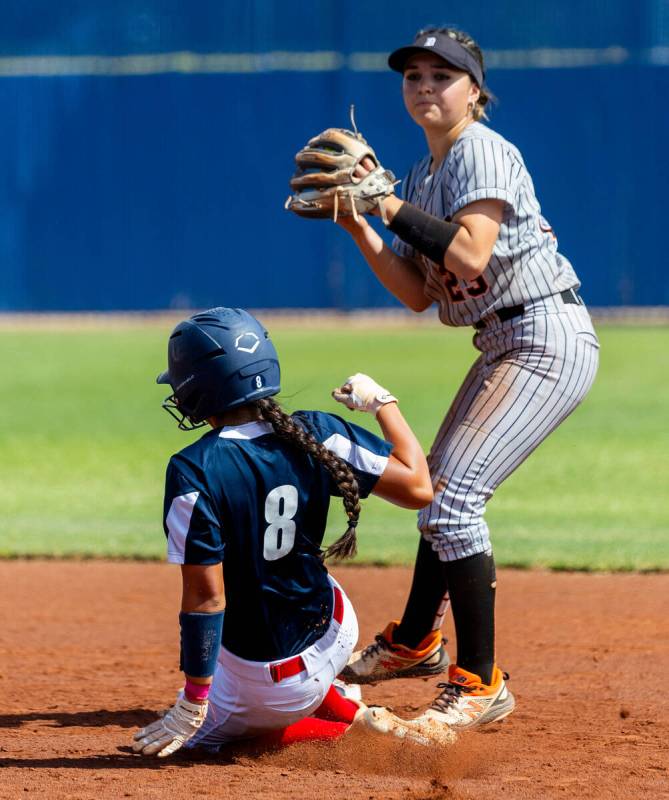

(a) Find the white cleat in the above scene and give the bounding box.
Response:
[413,664,515,730]
[359,706,457,747]
[340,621,449,684]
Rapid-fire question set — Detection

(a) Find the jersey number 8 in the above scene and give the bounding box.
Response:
[263,484,298,561]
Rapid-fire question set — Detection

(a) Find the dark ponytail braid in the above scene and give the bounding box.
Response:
[255,398,361,561]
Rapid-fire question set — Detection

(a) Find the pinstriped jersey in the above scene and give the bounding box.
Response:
[392,122,580,327]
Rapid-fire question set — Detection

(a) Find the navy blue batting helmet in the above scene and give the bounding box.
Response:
[157,307,281,429]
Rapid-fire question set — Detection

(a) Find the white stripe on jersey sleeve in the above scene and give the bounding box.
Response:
[165,491,200,564]
[323,433,389,476]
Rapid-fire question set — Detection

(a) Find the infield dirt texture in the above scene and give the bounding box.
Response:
[2,560,667,799]
[1,316,667,797]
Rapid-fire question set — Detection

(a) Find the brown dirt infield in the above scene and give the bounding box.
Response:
[1,562,667,800]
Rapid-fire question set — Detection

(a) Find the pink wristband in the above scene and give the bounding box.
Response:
[184,679,211,702]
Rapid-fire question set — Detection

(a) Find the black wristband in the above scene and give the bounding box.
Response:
[387,202,460,266]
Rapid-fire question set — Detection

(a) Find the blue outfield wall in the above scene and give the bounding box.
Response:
[0,0,667,311]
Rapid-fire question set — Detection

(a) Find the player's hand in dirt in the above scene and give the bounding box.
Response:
[132,693,208,757]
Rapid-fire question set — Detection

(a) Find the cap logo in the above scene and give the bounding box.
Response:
[424,36,436,47]
[235,332,260,354]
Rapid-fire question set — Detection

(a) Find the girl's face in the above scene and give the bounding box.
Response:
[402,53,480,131]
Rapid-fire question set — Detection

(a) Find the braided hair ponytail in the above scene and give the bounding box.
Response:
[254,398,361,560]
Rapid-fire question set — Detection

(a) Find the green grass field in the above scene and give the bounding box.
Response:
[1,322,667,569]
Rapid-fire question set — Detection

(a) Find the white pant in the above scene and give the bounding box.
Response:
[186,577,358,750]
[419,299,600,561]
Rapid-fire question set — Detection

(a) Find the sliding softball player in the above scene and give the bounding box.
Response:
[131,307,453,756]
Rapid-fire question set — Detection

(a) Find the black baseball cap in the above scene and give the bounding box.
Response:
[388,31,484,87]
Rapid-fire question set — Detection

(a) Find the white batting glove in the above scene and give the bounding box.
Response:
[132,693,208,758]
[332,373,398,415]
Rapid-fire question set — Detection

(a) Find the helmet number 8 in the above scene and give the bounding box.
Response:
[255,375,263,388]
[263,484,298,561]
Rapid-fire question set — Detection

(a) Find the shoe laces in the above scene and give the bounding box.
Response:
[360,634,392,661]
[430,681,467,713]
[431,671,510,712]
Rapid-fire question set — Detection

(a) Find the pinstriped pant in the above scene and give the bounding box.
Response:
[418,296,600,562]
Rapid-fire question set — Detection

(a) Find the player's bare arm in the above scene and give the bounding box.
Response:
[373,403,433,509]
[181,563,224,614]
[448,199,503,277]
[339,218,432,312]
[338,158,431,311]
[381,195,504,281]
[180,563,225,690]
[332,373,433,509]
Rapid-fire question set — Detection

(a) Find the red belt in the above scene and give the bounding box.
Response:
[270,586,344,683]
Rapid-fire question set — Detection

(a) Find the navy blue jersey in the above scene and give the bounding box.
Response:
[163,410,392,662]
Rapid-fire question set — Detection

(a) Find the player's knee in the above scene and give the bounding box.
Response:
[418,509,488,540]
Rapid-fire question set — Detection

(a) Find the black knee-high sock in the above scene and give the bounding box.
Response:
[392,542,497,684]
[443,552,496,685]
[393,537,449,650]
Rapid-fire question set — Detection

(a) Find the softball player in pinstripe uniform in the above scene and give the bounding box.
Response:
[338,27,599,731]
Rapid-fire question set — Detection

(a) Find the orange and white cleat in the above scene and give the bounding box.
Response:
[339,621,449,684]
[412,664,515,730]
